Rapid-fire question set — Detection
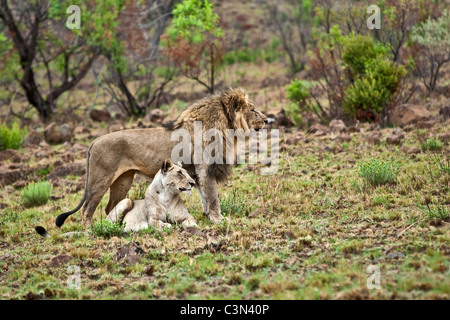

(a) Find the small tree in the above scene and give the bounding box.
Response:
[266,0,314,73]
[411,10,450,92]
[164,0,224,93]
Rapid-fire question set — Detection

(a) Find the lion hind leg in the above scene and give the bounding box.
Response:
[106,171,135,214]
[196,166,223,224]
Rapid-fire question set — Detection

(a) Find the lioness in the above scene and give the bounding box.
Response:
[106,158,197,231]
[56,87,268,228]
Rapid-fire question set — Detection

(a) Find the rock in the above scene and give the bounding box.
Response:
[48,162,86,180]
[44,123,72,144]
[367,131,382,145]
[69,143,88,157]
[437,131,450,142]
[12,180,27,188]
[0,149,19,162]
[148,109,164,123]
[407,147,421,155]
[24,130,43,146]
[390,104,431,127]
[285,131,305,145]
[0,167,33,187]
[439,106,450,121]
[386,251,404,259]
[386,131,405,145]
[0,202,7,210]
[266,108,294,127]
[248,208,270,218]
[400,145,410,153]
[90,109,111,122]
[109,123,124,133]
[115,243,145,265]
[61,152,75,163]
[49,254,74,267]
[329,119,347,134]
[90,128,108,138]
[74,126,90,135]
[336,133,351,142]
[314,130,327,137]
[186,227,206,238]
[308,124,329,134]
[416,119,438,129]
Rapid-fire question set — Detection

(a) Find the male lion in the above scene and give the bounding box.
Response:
[106,158,197,231]
[55,87,268,228]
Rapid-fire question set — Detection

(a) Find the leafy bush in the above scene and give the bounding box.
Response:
[20,181,53,208]
[420,139,443,152]
[343,59,406,118]
[341,34,389,76]
[357,159,400,187]
[286,79,324,120]
[89,219,127,238]
[0,122,27,151]
[412,10,450,91]
[220,191,249,217]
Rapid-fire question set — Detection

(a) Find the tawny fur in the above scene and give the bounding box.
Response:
[55,87,268,228]
[106,159,197,232]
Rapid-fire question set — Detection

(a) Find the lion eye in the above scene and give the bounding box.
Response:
[178,171,184,176]
[252,109,257,113]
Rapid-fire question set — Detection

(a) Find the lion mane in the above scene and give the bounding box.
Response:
[166,87,251,183]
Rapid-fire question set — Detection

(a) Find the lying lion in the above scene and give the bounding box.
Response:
[55,87,268,228]
[106,158,197,231]
[35,159,196,237]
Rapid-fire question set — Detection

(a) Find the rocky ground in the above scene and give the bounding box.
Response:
[0,100,449,299]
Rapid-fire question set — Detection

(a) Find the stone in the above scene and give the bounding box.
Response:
[285,131,305,145]
[329,119,347,133]
[0,149,19,162]
[390,104,431,126]
[49,255,74,267]
[44,123,72,144]
[24,130,43,146]
[109,123,124,133]
[90,109,111,122]
[367,131,382,145]
[407,147,421,155]
[308,124,329,134]
[439,106,450,121]
[48,162,86,180]
[148,109,164,123]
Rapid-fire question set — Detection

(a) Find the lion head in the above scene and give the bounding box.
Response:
[159,158,195,193]
[170,87,268,133]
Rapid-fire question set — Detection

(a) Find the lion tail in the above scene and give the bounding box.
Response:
[55,143,93,227]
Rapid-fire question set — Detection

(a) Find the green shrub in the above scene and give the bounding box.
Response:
[0,122,28,151]
[285,79,321,121]
[420,139,443,152]
[343,59,406,117]
[357,159,400,187]
[341,34,389,75]
[20,181,53,208]
[220,191,249,217]
[89,219,127,238]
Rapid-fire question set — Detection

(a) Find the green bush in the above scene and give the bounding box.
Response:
[343,59,406,117]
[20,181,53,208]
[420,138,443,152]
[220,191,249,217]
[89,219,127,238]
[0,122,28,151]
[285,79,320,121]
[357,159,400,187]
[341,34,389,75]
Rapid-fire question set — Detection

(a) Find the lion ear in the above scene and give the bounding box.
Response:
[177,161,182,167]
[161,158,174,173]
[232,98,239,110]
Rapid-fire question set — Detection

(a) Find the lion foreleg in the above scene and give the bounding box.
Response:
[196,166,223,224]
[106,199,133,223]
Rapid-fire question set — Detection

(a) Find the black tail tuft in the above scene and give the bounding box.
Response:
[55,213,71,227]
[35,226,49,238]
